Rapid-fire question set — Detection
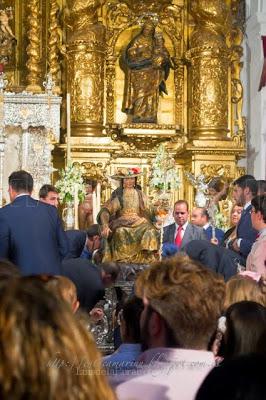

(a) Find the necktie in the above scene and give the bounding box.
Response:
[175,225,183,248]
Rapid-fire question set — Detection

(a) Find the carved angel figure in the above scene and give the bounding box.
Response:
[0,8,16,64]
[0,9,16,39]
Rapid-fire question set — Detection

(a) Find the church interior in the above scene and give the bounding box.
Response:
[2,0,263,208]
[0,1,266,399]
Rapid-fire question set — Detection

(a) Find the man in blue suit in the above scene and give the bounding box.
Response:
[186,175,258,274]
[229,174,258,261]
[191,207,224,245]
[0,170,69,275]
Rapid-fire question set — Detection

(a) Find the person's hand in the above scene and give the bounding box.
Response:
[101,225,112,238]
[89,308,104,323]
[210,237,219,245]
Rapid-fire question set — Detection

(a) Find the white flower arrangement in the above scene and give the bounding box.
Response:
[55,164,86,204]
[150,144,180,191]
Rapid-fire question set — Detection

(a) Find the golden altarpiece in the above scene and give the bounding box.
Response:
[0,0,246,208]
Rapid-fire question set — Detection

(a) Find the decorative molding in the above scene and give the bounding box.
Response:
[3,91,62,141]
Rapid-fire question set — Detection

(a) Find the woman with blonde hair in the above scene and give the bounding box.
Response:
[0,278,116,400]
[224,274,266,310]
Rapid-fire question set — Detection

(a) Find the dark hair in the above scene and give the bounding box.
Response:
[8,170,33,193]
[122,296,144,343]
[0,259,20,280]
[233,174,258,196]
[84,179,97,189]
[173,200,189,211]
[251,195,266,223]
[196,354,266,400]
[257,180,266,195]
[224,301,266,359]
[197,207,209,220]
[87,224,101,238]
[100,262,120,282]
[39,184,58,199]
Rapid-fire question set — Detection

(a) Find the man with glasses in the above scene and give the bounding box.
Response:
[163,200,207,252]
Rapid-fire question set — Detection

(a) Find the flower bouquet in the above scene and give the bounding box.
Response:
[55,164,86,204]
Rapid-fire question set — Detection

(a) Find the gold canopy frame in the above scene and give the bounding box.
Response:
[8,0,246,207]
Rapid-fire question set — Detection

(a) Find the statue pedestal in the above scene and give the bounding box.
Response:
[0,91,61,205]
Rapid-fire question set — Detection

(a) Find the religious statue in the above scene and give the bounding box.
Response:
[0,8,17,64]
[97,168,159,264]
[78,179,97,230]
[121,21,173,124]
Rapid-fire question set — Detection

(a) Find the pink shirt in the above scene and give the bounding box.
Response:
[246,229,266,275]
[116,347,215,400]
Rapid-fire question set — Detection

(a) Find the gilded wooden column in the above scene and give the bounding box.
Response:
[48,0,61,94]
[66,0,106,136]
[188,0,231,140]
[26,0,42,93]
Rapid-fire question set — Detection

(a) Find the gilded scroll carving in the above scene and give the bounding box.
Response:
[68,52,104,123]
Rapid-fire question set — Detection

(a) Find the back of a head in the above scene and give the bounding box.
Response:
[8,170,33,193]
[87,224,101,238]
[0,278,115,400]
[251,194,266,223]
[224,300,266,359]
[121,296,144,343]
[224,275,266,310]
[233,174,258,197]
[257,180,266,195]
[196,354,266,400]
[100,262,120,282]
[136,254,225,349]
[45,275,78,309]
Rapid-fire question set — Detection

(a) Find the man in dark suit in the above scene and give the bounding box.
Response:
[163,200,207,250]
[186,175,258,276]
[191,207,224,245]
[229,174,258,262]
[0,170,69,275]
[61,259,119,311]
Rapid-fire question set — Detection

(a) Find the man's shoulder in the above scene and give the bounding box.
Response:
[164,223,175,231]
[187,223,203,232]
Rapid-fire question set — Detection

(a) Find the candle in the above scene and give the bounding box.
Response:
[0,64,4,73]
[74,183,79,229]
[92,190,97,223]
[66,93,71,165]
[96,182,101,216]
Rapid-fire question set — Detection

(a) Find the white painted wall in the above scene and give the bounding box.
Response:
[245,0,266,178]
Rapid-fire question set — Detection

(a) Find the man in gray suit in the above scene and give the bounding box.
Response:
[163,200,207,250]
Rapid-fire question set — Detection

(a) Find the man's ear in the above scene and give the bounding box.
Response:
[149,310,162,337]
[104,273,113,286]
[73,300,79,314]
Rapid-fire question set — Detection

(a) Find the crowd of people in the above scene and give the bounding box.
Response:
[0,169,265,399]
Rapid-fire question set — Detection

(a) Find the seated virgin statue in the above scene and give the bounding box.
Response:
[97,168,159,264]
